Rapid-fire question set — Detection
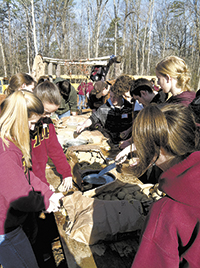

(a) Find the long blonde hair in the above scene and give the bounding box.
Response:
[0,90,44,168]
[156,56,192,92]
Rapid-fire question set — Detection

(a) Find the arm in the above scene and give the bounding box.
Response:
[76,118,92,133]
[0,150,53,212]
[115,143,136,163]
[46,123,72,180]
[69,86,78,113]
[119,126,132,140]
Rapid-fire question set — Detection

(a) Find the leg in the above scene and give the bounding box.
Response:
[0,227,39,268]
[58,110,71,119]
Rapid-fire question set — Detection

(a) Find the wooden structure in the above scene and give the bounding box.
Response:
[43,56,110,78]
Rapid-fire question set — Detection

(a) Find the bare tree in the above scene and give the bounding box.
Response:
[31,0,37,55]
[146,0,154,74]
[0,31,7,77]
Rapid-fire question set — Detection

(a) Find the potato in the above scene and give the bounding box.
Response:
[134,192,144,201]
[122,187,129,194]
[117,191,126,200]
[127,185,141,194]
[104,194,111,200]
[124,194,133,200]
[97,194,104,200]
[111,196,119,201]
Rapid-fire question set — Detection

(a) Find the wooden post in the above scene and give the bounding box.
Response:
[56,64,61,77]
[48,62,53,76]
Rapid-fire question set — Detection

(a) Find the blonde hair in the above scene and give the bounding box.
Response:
[132,103,198,177]
[0,90,44,168]
[156,56,191,92]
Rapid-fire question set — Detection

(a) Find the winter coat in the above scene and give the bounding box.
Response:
[31,117,72,185]
[132,151,200,268]
[0,138,52,234]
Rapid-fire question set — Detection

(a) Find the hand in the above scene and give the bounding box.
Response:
[115,145,131,164]
[76,124,85,133]
[46,200,59,213]
[119,129,131,140]
[46,192,64,213]
[49,184,55,192]
[58,177,73,192]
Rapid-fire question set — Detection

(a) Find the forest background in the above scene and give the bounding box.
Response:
[1,0,200,90]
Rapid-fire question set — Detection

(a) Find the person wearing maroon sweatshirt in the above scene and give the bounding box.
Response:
[156,55,196,106]
[32,80,72,191]
[0,91,63,268]
[32,81,72,266]
[131,104,200,268]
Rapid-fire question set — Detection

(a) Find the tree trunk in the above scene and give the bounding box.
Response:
[146,0,154,75]
[87,0,91,58]
[0,31,7,77]
[141,1,151,75]
[31,0,38,55]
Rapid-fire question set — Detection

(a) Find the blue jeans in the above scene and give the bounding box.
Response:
[0,227,39,268]
[78,95,86,109]
[58,110,71,119]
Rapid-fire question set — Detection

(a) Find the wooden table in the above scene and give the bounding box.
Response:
[54,211,139,268]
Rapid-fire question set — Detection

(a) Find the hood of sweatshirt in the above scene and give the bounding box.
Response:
[159,151,200,209]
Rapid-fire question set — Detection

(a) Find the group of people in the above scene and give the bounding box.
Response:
[1,54,200,268]
[0,73,73,267]
[78,55,200,267]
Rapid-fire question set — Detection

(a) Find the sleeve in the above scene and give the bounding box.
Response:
[132,199,180,268]
[69,87,78,112]
[46,123,72,179]
[0,151,53,212]
[90,104,108,126]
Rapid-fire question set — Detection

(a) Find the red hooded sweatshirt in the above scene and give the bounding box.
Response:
[31,117,72,185]
[0,139,53,235]
[132,151,200,268]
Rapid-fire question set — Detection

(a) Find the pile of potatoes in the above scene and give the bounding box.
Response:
[93,183,166,214]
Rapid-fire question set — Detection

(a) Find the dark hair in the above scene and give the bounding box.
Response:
[56,80,71,101]
[130,78,154,97]
[34,80,62,106]
[37,75,50,85]
[112,75,134,97]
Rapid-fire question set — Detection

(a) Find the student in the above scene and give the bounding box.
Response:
[156,55,195,106]
[77,80,94,111]
[0,90,63,268]
[55,78,77,118]
[119,78,168,150]
[131,104,200,267]
[32,80,73,190]
[76,83,133,145]
[32,81,73,266]
[87,80,111,112]
[131,78,168,107]
[116,56,196,163]
[5,72,36,95]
